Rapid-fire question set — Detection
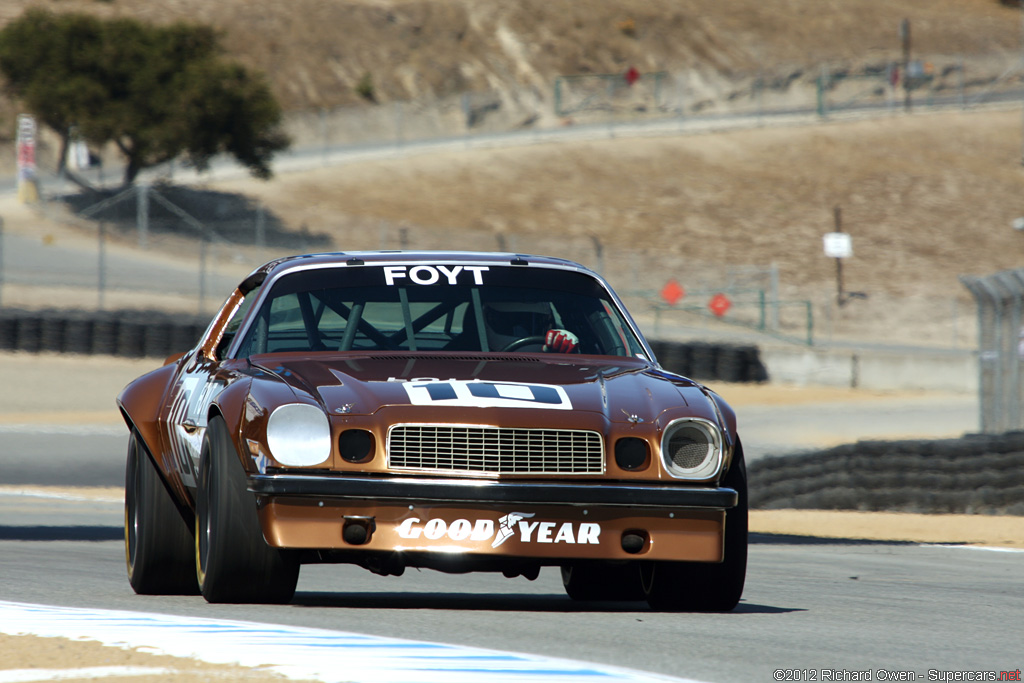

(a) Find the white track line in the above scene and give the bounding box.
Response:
[0,601,702,683]
[0,667,176,682]
[921,544,1024,553]
[0,488,122,503]
[0,424,124,436]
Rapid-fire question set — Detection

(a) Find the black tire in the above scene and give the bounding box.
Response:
[642,443,748,612]
[195,415,299,604]
[124,429,199,595]
[561,562,645,601]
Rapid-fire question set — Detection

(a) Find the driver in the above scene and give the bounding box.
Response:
[481,301,578,353]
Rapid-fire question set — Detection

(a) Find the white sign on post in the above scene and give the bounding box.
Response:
[16,114,39,204]
[823,232,853,259]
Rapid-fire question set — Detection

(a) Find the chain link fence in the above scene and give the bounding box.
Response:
[0,183,973,353]
[274,54,1024,151]
[1,185,815,345]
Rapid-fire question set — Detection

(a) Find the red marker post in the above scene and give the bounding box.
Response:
[660,279,685,306]
[708,293,732,318]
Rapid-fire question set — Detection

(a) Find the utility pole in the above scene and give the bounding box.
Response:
[1020,2,1024,165]
[900,18,912,113]
[0,217,5,308]
[823,206,867,307]
[833,206,847,306]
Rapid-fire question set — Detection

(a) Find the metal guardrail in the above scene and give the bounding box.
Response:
[961,268,1024,434]
[628,287,815,346]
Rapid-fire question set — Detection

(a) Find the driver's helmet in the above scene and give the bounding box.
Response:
[481,301,553,351]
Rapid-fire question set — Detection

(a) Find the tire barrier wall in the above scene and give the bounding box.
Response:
[748,432,1024,515]
[0,311,772,383]
[0,308,207,360]
[648,339,769,384]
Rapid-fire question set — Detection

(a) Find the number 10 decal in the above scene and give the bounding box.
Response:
[402,380,573,410]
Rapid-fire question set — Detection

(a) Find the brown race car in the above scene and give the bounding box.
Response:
[118,251,747,610]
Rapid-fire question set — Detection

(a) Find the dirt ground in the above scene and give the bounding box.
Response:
[0,634,313,682]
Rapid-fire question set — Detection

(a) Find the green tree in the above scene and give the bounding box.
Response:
[0,9,289,186]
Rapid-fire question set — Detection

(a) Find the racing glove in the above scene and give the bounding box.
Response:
[543,328,579,353]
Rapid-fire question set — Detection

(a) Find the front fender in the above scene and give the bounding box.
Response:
[117,361,180,463]
[209,379,253,465]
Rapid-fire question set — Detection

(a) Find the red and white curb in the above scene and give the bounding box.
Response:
[0,601,703,683]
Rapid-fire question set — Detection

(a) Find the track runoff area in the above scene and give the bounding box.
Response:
[0,600,703,683]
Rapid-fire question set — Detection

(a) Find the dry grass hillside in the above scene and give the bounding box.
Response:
[0,0,1021,133]
[204,107,1024,348]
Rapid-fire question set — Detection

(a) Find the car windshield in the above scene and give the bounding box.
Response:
[234,263,646,358]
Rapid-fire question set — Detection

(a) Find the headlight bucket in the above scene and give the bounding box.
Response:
[266,403,331,467]
[659,418,723,480]
[614,436,649,471]
[338,428,375,463]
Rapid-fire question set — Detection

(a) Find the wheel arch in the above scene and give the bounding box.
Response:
[117,362,180,467]
[124,416,196,531]
[205,377,253,472]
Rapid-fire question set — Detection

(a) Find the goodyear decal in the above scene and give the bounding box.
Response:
[0,601,701,683]
[396,512,601,548]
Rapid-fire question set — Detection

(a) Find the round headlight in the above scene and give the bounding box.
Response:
[660,419,722,480]
[266,403,331,467]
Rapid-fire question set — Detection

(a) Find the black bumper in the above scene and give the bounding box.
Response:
[248,474,737,509]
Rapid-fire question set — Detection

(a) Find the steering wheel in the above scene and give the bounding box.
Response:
[501,335,547,352]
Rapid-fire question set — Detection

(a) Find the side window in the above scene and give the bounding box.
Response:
[596,302,631,356]
[216,287,261,360]
[265,294,305,351]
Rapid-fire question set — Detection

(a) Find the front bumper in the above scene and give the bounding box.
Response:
[248,473,737,508]
[249,474,736,563]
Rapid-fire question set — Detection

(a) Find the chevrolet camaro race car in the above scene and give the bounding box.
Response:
[118,251,747,611]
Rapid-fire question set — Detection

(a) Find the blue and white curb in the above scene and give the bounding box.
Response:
[0,601,702,683]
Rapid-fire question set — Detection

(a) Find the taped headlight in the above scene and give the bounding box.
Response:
[660,418,723,480]
[266,403,331,467]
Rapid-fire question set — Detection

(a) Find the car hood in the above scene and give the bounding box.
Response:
[248,353,720,425]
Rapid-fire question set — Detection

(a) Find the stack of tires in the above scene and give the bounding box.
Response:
[648,339,768,384]
[0,311,772,382]
[0,308,207,359]
[748,432,1024,515]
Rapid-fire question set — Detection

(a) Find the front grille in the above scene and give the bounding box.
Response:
[387,425,604,475]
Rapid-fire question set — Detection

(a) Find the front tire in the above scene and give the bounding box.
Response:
[124,429,199,595]
[642,443,748,612]
[195,415,299,604]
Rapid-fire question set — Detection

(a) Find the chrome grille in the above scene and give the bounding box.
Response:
[388,425,604,475]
